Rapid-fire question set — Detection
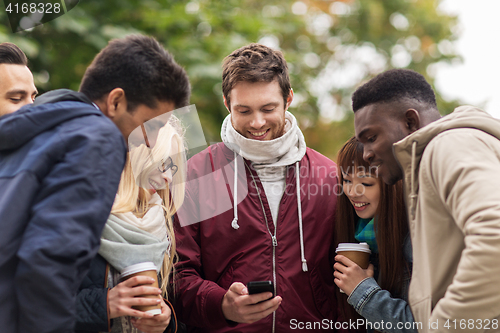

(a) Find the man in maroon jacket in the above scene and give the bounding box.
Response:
[174,44,342,332]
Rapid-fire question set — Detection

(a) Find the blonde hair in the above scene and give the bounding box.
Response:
[112,116,186,297]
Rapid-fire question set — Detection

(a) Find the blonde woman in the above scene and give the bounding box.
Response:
[75,117,186,333]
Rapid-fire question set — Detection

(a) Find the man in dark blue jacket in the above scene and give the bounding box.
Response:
[0,35,190,333]
[0,42,37,116]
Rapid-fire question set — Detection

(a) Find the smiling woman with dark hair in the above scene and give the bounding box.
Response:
[334,136,416,333]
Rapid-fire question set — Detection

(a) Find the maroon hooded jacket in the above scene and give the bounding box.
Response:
[173,142,342,332]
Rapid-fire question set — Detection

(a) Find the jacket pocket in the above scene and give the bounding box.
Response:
[309,265,336,320]
[410,296,431,332]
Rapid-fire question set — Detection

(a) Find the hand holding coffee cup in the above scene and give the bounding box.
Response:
[130,298,172,332]
[108,262,162,318]
[120,262,163,315]
[334,243,372,295]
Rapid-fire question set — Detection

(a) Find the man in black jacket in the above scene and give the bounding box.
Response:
[0,35,190,333]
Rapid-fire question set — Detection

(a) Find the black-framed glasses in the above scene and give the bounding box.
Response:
[159,156,178,176]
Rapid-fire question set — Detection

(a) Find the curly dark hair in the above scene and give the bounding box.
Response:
[80,35,190,112]
[352,69,436,112]
[222,43,290,109]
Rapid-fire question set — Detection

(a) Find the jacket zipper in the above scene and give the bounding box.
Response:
[272,235,277,333]
[246,162,277,333]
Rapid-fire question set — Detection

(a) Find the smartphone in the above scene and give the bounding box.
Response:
[247,280,274,299]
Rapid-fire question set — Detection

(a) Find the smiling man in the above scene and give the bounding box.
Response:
[0,35,190,333]
[0,42,37,117]
[173,43,342,332]
[353,69,500,333]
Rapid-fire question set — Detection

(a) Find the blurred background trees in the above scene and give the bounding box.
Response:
[0,0,460,159]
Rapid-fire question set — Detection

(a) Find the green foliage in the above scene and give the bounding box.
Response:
[0,0,461,157]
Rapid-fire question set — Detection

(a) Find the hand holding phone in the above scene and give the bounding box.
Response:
[222,282,281,323]
[246,280,274,301]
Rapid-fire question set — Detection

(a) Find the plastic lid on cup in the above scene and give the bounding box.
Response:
[335,242,371,254]
[120,262,157,279]
[146,308,162,316]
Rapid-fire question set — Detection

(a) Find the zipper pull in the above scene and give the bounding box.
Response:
[272,235,278,247]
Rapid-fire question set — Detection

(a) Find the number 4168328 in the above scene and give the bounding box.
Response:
[5,2,61,14]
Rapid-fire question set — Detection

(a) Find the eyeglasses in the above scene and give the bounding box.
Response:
[159,156,178,176]
[142,124,178,177]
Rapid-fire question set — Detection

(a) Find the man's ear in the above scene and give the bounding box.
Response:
[223,95,230,113]
[102,88,127,119]
[285,88,294,110]
[404,109,421,133]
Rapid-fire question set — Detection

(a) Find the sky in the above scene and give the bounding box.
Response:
[435,0,500,118]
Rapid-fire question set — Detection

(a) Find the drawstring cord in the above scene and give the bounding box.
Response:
[410,141,418,221]
[231,153,308,272]
[296,161,308,272]
[231,151,240,229]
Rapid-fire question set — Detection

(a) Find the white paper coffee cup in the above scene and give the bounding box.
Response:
[335,242,371,269]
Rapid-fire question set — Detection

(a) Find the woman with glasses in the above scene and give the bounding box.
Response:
[75,116,186,333]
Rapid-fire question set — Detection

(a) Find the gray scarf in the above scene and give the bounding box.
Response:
[98,214,170,273]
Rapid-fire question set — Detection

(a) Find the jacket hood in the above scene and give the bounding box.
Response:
[0,89,100,151]
[394,105,500,219]
[395,105,500,163]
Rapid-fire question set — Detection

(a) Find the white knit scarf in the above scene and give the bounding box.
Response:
[98,193,170,272]
[220,111,306,181]
[113,193,167,238]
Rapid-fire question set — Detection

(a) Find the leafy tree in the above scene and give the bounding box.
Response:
[0,0,460,159]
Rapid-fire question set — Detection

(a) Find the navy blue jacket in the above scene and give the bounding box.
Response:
[0,89,126,333]
[76,254,110,332]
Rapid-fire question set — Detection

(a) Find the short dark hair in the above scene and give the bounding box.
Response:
[352,69,436,112]
[222,43,290,109]
[0,42,28,66]
[80,35,190,111]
